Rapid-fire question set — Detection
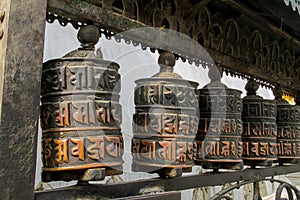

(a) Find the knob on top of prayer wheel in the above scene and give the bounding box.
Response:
[152,51,180,78]
[244,78,261,99]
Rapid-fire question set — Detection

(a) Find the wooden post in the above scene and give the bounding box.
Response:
[0,0,47,199]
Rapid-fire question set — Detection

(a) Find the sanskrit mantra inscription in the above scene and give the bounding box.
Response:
[277,107,300,121]
[198,118,243,135]
[41,100,121,130]
[41,60,121,95]
[277,141,300,157]
[199,91,242,113]
[243,141,277,158]
[242,121,277,137]
[196,139,243,160]
[42,135,123,170]
[243,101,276,118]
[134,82,198,108]
[133,112,198,136]
[132,138,194,164]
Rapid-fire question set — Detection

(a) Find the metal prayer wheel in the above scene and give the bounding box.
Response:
[242,79,277,167]
[274,87,300,164]
[131,51,199,178]
[195,67,243,170]
[40,25,124,182]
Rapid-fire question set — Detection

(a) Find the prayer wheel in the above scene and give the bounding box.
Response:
[242,79,277,167]
[40,25,124,182]
[131,51,199,178]
[274,87,300,164]
[195,67,243,170]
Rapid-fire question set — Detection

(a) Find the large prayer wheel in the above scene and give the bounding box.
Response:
[131,51,198,178]
[242,79,277,167]
[274,87,300,164]
[195,67,243,170]
[40,25,124,182]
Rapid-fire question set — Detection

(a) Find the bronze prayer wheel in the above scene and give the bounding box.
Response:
[195,67,243,170]
[274,87,300,164]
[131,51,199,178]
[242,79,277,167]
[40,25,124,182]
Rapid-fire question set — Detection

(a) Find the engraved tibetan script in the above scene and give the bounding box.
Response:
[42,135,123,168]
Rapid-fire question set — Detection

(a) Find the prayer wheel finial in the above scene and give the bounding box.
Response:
[245,78,259,96]
[208,65,222,83]
[64,25,103,58]
[153,51,181,78]
[77,25,100,50]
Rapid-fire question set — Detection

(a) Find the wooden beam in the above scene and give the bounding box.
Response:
[47,0,145,32]
[0,0,47,199]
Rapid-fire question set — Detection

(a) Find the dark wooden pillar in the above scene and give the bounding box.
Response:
[0,0,47,199]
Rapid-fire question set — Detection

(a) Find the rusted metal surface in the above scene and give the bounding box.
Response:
[242,80,277,167]
[132,51,198,178]
[35,164,300,199]
[40,25,123,182]
[0,0,47,199]
[196,67,243,170]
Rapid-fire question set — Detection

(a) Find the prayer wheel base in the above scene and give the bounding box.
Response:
[277,158,300,165]
[198,161,243,170]
[243,160,274,168]
[42,166,123,182]
[132,163,192,178]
